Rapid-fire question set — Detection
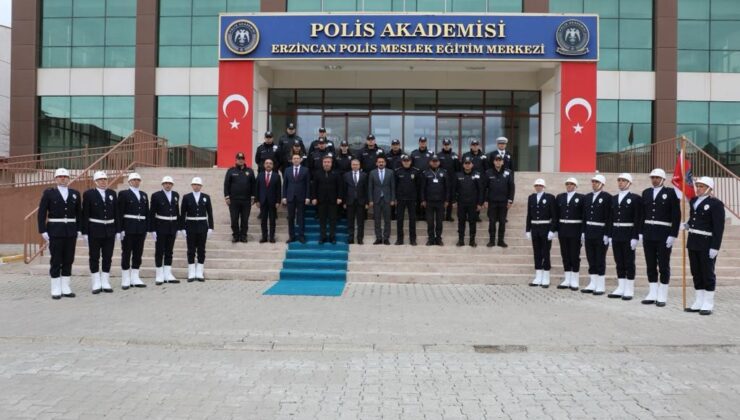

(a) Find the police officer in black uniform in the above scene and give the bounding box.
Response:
[555,177,585,291]
[335,140,354,175]
[223,152,256,243]
[278,122,304,158]
[180,177,214,282]
[525,179,557,288]
[358,134,384,173]
[38,168,82,299]
[150,176,181,285]
[308,137,334,177]
[311,156,343,244]
[394,155,421,245]
[462,138,488,176]
[386,139,404,171]
[486,136,515,172]
[685,177,725,315]
[452,156,483,247]
[82,171,119,294]
[483,155,514,247]
[438,138,460,222]
[118,172,148,290]
[255,131,281,173]
[607,173,643,301]
[580,174,611,296]
[283,139,308,169]
[640,168,680,306]
[420,155,449,246]
[308,127,335,156]
[411,136,433,173]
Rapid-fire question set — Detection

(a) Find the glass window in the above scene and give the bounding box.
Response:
[158,96,191,119]
[619,0,652,18]
[42,18,73,47]
[41,47,72,67]
[710,50,740,73]
[72,46,105,67]
[709,102,740,125]
[677,101,709,124]
[43,0,73,17]
[596,99,652,153]
[190,119,217,148]
[287,0,322,12]
[72,17,105,46]
[72,96,104,118]
[41,96,72,118]
[438,90,483,113]
[600,19,619,49]
[324,0,359,11]
[157,96,218,148]
[598,49,619,70]
[192,16,218,45]
[405,90,436,113]
[550,0,582,12]
[488,0,522,13]
[227,0,260,11]
[619,19,652,49]
[193,0,227,15]
[678,20,710,50]
[371,90,403,111]
[513,91,539,115]
[678,50,709,72]
[451,0,486,12]
[403,115,436,152]
[619,49,652,71]
[364,0,394,11]
[160,17,192,46]
[584,0,618,18]
[73,0,105,17]
[107,0,136,17]
[415,0,446,12]
[191,96,218,118]
[105,18,136,46]
[710,21,740,51]
[678,0,709,19]
[711,0,740,20]
[104,97,134,118]
[296,90,323,111]
[160,0,193,16]
[105,46,135,67]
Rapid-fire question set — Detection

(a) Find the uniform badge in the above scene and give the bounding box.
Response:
[504,172,509,177]
[109,195,113,201]
[662,193,667,199]
[203,197,207,202]
[174,197,178,202]
[575,198,580,203]
[473,175,480,179]
[598,198,602,203]
[627,198,631,204]
[481,155,487,159]
[410,174,414,179]
[439,173,444,177]
[72,194,77,200]
[704,204,710,210]
[542,199,547,203]
[377,150,383,154]
[272,145,277,151]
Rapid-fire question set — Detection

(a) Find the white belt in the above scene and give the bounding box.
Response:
[559,219,582,224]
[89,218,115,224]
[124,214,146,220]
[586,221,605,227]
[186,216,208,221]
[531,220,551,225]
[689,228,712,237]
[155,215,178,221]
[645,220,672,227]
[48,218,76,223]
[613,223,634,227]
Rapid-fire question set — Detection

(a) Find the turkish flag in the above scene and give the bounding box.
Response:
[217,60,254,168]
[560,62,597,172]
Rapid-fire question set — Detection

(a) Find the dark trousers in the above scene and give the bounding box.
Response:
[585,238,608,276]
[186,231,207,264]
[426,201,444,239]
[445,205,453,220]
[396,200,416,241]
[559,236,582,272]
[49,236,76,278]
[287,199,306,239]
[612,240,636,279]
[457,204,477,239]
[373,200,392,241]
[531,230,551,270]
[154,233,176,267]
[487,203,508,242]
[229,199,251,239]
[346,201,365,241]
[318,202,338,240]
[88,236,115,273]
[643,239,672,284]
[121,233,146,270]
[689,248,716,291]
[260,203,278,239]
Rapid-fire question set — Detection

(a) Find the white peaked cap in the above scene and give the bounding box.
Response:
[191,177,203,185]
[565,177,578,186]
[617,173,633,183]
[649,168,666,179]
[93,171,107,181]
[128,172,142,182]
[533,178,546,187]
[161,176,174,184]
[695,176,714,190]
[54,168,70,177]
[591,174,606,184]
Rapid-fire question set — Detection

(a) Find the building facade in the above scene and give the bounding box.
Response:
[9,0,740,172]
[1,24,9,157]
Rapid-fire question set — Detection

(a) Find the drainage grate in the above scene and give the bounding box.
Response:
[473,344,528,354]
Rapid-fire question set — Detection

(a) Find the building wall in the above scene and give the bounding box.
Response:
[0,25,9,157]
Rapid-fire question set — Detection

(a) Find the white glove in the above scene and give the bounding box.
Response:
[680,222,688,231]
[638,234,643,243]
[151,232,157,241]
[180,230,187,238]
[580,233,585,243]
[207,229,213,239]
[120,231,126,241]
[525,232,531,240]
[115,233,121,242]
[547,231,555,241]
[709,248,719,259]
[77,231,83,239]
[666,236,675,248]
[41,232,50,242]
[630,239,638,250]
[603,235,609,246]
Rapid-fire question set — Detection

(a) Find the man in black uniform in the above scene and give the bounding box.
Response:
[487,136,515,172]
[223,152,256,243]
[438,138,460,222]
[555,178,585,291]
[308,127,335,156]
[255,131,281,173]
[311,156,343,244]
[420,155,449,246]
[277,122,304,158]
[385,139,404,171]
[640,168,681,306]
[462,138,488,176]
[334,140,354,175]
[607,173,643,301]
[358,134,384,173]
[525,179,557,288]
[341,159,368,244]
[452,157,483,247]
[411,136,433,173]
[394,155,421,245]
[685,177,725,315]
[180,177,214,282]
[283,139,308,169]
[149,176,181,285]
[38,168,82,299]
[118,172,148,290]
[308,138,334,176]
[483,155,514,247]
[256,159,282,243]
[82,171,119,294]
[581,174,611,295]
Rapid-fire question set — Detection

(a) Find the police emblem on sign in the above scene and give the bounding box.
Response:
[555,19,590,56]
[225,20,259,55]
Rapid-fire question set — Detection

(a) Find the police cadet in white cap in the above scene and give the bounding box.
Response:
[38,168,82,299]
[639,168,680,306]
[555,177,585,291]
[685,177,725,315]
[117,172,148,289]
[581,173,611,295]
[82,171,119,294]
[526,179,557,287]
[180,177,214,282]
[149,176,180,285]
[607,173,643,300]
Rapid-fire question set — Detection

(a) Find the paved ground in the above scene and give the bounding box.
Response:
[1,265,739,419]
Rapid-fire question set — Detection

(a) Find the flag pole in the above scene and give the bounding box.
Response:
[680,136,687,310]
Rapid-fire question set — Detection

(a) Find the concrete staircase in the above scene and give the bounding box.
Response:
[31,167,740,287]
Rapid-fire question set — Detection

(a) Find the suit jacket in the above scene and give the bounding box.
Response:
[640,186,680,241]
[38,187,82,237]
[256,171,282,206]
[367,168,396,204]
[311,169,342,203]
[282,165,310,202]
[117,189,149,235]
[82,188,118,238]
[342,171,368,206]
[687,196,725,251]
[149,190,180,235]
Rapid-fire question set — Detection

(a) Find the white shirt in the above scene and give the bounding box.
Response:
[498,149,506,156]
[193,191,201,203]
[379,169,385,183]
[652,185,663,200]
[618,190,629,204]
[293,166,301,177]
[566,191,576,204]
[57,186,69,201]
[353,171,359,184]
[536,192,544,203]
[163,189,172,203]
[592,190,601,201]
[97,188,107,202]
[130,187,141,201]
[693,195,708,210]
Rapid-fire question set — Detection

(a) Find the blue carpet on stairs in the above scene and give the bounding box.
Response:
[263,205,348,296]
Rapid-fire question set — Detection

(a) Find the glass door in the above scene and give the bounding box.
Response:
[323,114,370,151]
[436,116,484,155]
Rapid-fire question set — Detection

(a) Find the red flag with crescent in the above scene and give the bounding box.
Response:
[560,62,597,171]
[217,60,254,167]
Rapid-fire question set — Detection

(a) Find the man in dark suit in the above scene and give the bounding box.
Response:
[368,155,396,245]
[180,177,214,282]
[312,156,343,244]
[282,153,311,243]
[607,173,643,301]
[342,159,368,244]
[117,172,148,290]
[82,171,119,294]
[38,168,82,299]
[256,158,282,243]
[149,176,181,285]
